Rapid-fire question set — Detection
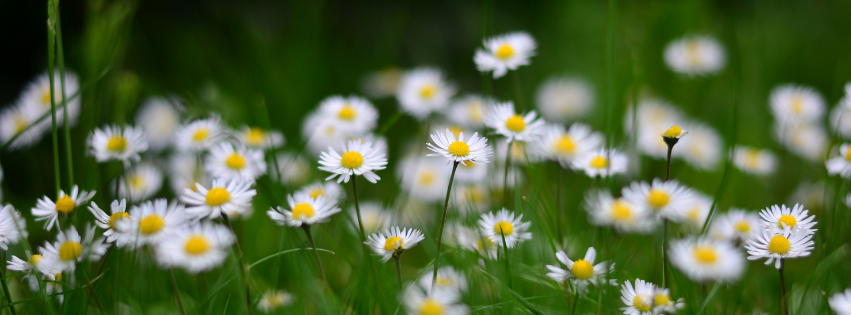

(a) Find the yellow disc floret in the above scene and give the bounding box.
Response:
[29,254,44,266]
[245,128,266,146]
[184,235,211,255]
[570,259,594,279]
[59,241,82,262]
[693,246,718,264]
[647,189,670,208]
[494,221,514,235]
[734,221,751,233]
[777,215,797,228]
[610,200,633,222]
[226,153,246,170]
[447,141,470,157]
[384,236,405,251]
[634,294,653,312]
[419,84,437,99]
[55,195,76,213]
[107,135,128,152]
[309,188,325,200]
[654,293,671,307]
[139,215,166,235]
[192,128,209,142]
[109,212,130,229]
[768,235,791,255]
[495,43,515,60]
[504,115,526,132]
[291,203,316,220]
[554,135,576,154]
[205,187,231,206]
[662,125,684,138]
[338,105,356,120]
[340,151,364,169]
[590,156,608,169]
[418,298,445,315]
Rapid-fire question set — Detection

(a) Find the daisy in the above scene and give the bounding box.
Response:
[546,247,616,296]
[584,190,654,233]
[360,67,403,99]
[663,35,726,76]
[474,32,536,79]
[116,162,163,202]
[535,76,595,122]
[396,68,455,120]
[826,143,851,178]
[135,97,181,151]
[0,205,27,250]
[681,192,713,229]
[154,222,235,273]
[789,181,826,214]
[168,152,211,195]
[427,128,493,166]
[495,139,540,165]
[348,201,393,234]
[447,95,489,129]
[316,95,378,134]
[236,126,285,150]
[571,148,628,178]
[0,103,47,150]
[206,143,267,181]
[829,289,851,315]
[456,225,499,260]
[830,93,851,138]
[258,290,294,312]
[675,122,722,170]
[19,71,81,127]
[769,84,825,123]
[318,139,388,183]
[364,226,425,262]
[403,284,469,315]
[181,178,257,220]
[119,199,188,247]
[419,266,468,295]
[733,146,777,175]
[7,254,59,291]
[534,123,603,168]
[484,101,545,142]
[620,278,656,315]
[478,208,531,248]
[39,225,108,272]
[267,193,340,227]
[452,184,490,213]
[87,125,149,166]
[627,100,686,159]
[88,199,133,247]
[745,225,814,269]
[708,208,761,242]
[32,185,96,230]
[272,153,310,186]
[398,156,451,203]
[174,116,225,152]
[621,179,693,221]
[296,181,344,202]
[669,236,746,282]
[774,121,828,162]
[758,204,817,235]
[302,112,349,155]
[652,286,686,314]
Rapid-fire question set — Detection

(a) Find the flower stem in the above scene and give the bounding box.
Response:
[303,225,328,285]
[503,140,513,207]
[665,144,673,181]
[570,290,578,315]
[46,9,60,195]
[510,72,525,111]
[54,3,73,188]
[0,265,17,315]
[663,218,669,288]
[430,161,460,293]
[779,262,788,315]
[168,269,186,315]
[393,255,403,290]
[499,226,512,289]
[222,215,253,315]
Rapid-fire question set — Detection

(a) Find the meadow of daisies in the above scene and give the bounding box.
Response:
[1,1,851,314]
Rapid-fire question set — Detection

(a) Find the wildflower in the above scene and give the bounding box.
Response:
[708,209,761,242]
[258,290,294,312]
[534,123,603,168]
[652,286,686,314]
[318,139,388,183]
[620,278,656,315]
[398,156,451,203]
[364,226,425,262]
[39,225,108,272]
[733,146,777,175]
[19,71,81,127]
[32,185,96,230]
[625,99,685,159]
[546,247,615,296]
[681,192,712,229]
[452,184,490,213]
[360,67,403,99]
[236,126,285,150]
[154,222,235,273]
[474,32,536,79]
[745,224,814,269]
[267,193,341,228]
[535,76,595,122]
[757,204,817,235]
[829,88,851,138]
[88,199,133,247]
[826,143,851,178]
[135,97,181,151]
[829,288,851,315]
[478,209,531,248]
[296,181,344,202]
[484,101,544,142]
[302,111,349,155]
[419,266,468,295]
[0,205,26,250]
[402,284,469,315]
[669,236,746,282]
[621,179,693,221]
[168,152,211,195]
[174,116,225,152]
[675,123,722,170]
[120,199,188,247]
[181,178,257,219]
[396,68,455,120]
[769,84,825,123]
[571,148,628,178]
[116,162,163,202]
[0,104,47,150]
[88,125,149,166]
[496,139,539,165]
[663,35,725,76]
[447,95,489,129]
[774,121,827,162]
[584,190,654,233]
[206,143,267,181]
[348,201,394,234]
[316,95,378,134]
[7,254,59,292]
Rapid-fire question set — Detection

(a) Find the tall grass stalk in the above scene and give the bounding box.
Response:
[430,161,460,293]
[47,3,61,195]
[393,255,403,289]
[503,141,513,206]
[54,2,74,188]
[302,225,328,286]
[221,215,253,315]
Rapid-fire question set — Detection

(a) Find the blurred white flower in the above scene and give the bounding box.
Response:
[680,191,713,230]
[571,148,628,178]
[774,121,827,162]
[181,178,257,220]
[120,199,188,248]
[733,146,777,175]
[451,184,490,214]
[155,222,235,274]
[0,103,47,150]
[830,288,851,315]
[19,71,81,127]
[32,186,96,231]
[258,290,294,312]
[826,143,851,179]
[397,156,451,203]
[135,97,181,151]
[708,208,761,243]
[663,35,725,76]
[360,67,402,99]
[0,205,27,250]
[88,125,149,166]
[396,68,455,120]
[272,153,310,186]
[584,190,654,233]
[669,236,746,282]
[769,84,825,124]
[621,179,693,222]
[39,225,107,273]
[675,122,722,170]
[446,95,489,129]
[625,99,686,159]
[174,116,226,152]
[268,193,340,228]
[206,143,267,181]
[88,199,133,248]
[296,181,344,202]
[474,32,536,79]
[419,266,468,295]
[116,162,163,202]
[533,123,603,168]
[316,95,378,134]
[235,126,284,150]
[535,77,595,122]
[402,284,469,315]
[348,201,394,234]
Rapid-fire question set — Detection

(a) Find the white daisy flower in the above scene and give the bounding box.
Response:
[181,178,257,220]
[620,278,656,315]
[7,254,58,291]
[826,143,851,178]
[745,225,814,269]
[830,94,851,138]
[19,71,81,127]
[0,205,27,250]
[348,201,393,234]
[774,121,827,162]
[0,103,47,150]
[316,95,378,134]
[267,193,340,228]
[398,156,451,203]
[484,101,545,142]
[668,236,746,282]
[546,247,615,296]
[624,99,686,159]
[675,122,722,170]
[364,226,425,262]
[318,139,388,184]
[426,128,493,167]
[621,179,693,221]
[474,32,536,79]
[455,225,498,260]
[769,84,825,123]
[534,123,603,168]
[206,143,267,181]
[39,225,108,272]
[135,97,181,151]
[272,153,310,186]
[360,67,403,99]
[652,286,686,314]
[757,204,817,235]
[663,35,726,76]
[681,191,713,229]
[174,116,225,152]
[733,146,777,175]
[154,222,235,273]
[258,290,294,312]
[88,199,133,247]
[396,68,455,120]
[116,162,163,202]
[32,186,96,230]
[829,289,851,315]
[571,148,628,178]
[452,184,490,213]
[789,181,827,215]
[447,95,489,129]
[119,199,188,247]
[708,208,761,242]
[236,126,285,150]
[168,152,211,195]
[403,284,469,315]
[418,266,468,295]
[296,181,344,202]
[535,76,595,122]
[87,125,149,166]
[584,190,655,233]
[301,112,348,155]
[478,209,531,248]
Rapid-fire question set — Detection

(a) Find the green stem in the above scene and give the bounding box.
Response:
[303,225,328,285]
[54,2,73,188]
[168,269,186,315]
[499,226,512,289]
[430,161,460,293]
[779,262,788,315]
[394,255,403,290]
[697,282,722,315]
[0,265,17,315]
[570,291,578,315]
[503,140,513,207]
[222,215,253,315]
[663,219,669,288]
[81,268,105,315]
[604,0,617,147]
[46,9,60,195]
[510,72,525,111]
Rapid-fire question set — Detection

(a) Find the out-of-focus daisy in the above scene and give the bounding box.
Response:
[478,209,531,248]
[652,286,685,314]
[622,179,693,221]
[317,95,378,134]
[135,97,180,151]
[88,199,133,247]
[88,125,149,166]
[620,278,656,315]
[675,123,721,170]
[495,139,538,165]
[181,178,257,219]
[206,143,267,181]
[403,284,469,315]
[456,225,498,259]
[452,184,490,213]
[584,190,654,233]
[319,139,388,184]
[758,204,817,235]
[826,143,851,178]
[534,123,603,168]
[830,91,851,138]
[360,67,403,99]
[258,290,294,312]
[236,126,285,150]
[20,71,81,126]
[789,181,827,215]
[447,95,489,129]
[774,122,827,162]
[546,247,615,296]
[8,254,58,291]
[769,84,825,123]
[571,148,628,178]
[535,76,595,122]
[120,199,188,247]
[484,102,544,142]
[364,226,425,262]
[708,208,761,242]
[733,146,777,175]
[168,152,210,195]
[267,193,340,227]
[681,192,712,230]
[398,156,451,203]
[302,112,348,155]
[396,68,455,120]
[348,201,393,234]
[32,186,96,230]
[669,236,746,282]
[0,104,47,150]
[474,32,536,79]
[663,35,726,76]
[273,153,310,186]
[453,158,488,183]
[0,205,26,250]
[489,166,525,191]
[116,162,163,202]
[174,116,225,152]
[419,266,468,295]
[154,222,235,273]
[624,99,685,159]
[296,181,344,202]
[40,225,107,272]
[745,225,814,269]
[830,289,851,315]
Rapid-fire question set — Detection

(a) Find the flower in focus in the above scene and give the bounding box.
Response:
[267,193,341,228]
[619,278,656,315]
[535,76,595,122]
[745,224,814,269]
[319,139,388,184]
[769,84,825,124]
[708,208,761,242]
[584,190,654,233]
[32,186,96,230]
[571,148,628,178]
[258,290,294,312]
[733,146,777,175]
[478,208,531,248]
[116,162,163,202]
[474,32,536,79]
[7,253,58,292]
[364,226,425,262]
[757,204,817,235]
[206,143,267,181]
[88,125,149,166]
[484,101,545,143]
[88,199,133,248]
[120,199,188,248]
[135,97,181,151]
[663,35,726,76]
[236,126,285,150]
[155,222,235,274]
[396,68,455,120]
[546,247,615,296]
[181,178,257,219]
[534,123,603,168]
[669,236,746,282]
[39,225,107,272]
[174,116,225,152]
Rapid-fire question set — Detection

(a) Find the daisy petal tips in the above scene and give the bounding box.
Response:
[426,128,492,165]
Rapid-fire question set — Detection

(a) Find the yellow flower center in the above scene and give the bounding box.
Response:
[192,128,209,142]
[634,294,653,312]
[734,221,751,233]
[245,128,266,146]
[845,147,851,162]
[448,126,464,138]
[59,241,82,262]
[338,105,356,120]
[41,89,52,105]
[744,150,761,168]
[127,174,145,190]
[476,237,495,251]
[447,141,470,157]
[29,254,43,266]
[418,298,445,315]
[647,189,670,208]
[570,259,594,279]
[554,135,576,154]
[109,212,130,229]
[693,246,718,264]
[384,236,405,251]
[663,125,684,138]
[55,195,76,213]
[418,171,436,185]
[225,153,246,170]
[777,215,797,228]
[504,115,526,132]
[107,135,128,152]
[468,103,483,122]
[590,156,608,169]
[495,43,515,60]
[654,293,671,307]
[205,187,231,206]
[790,95,803,114]
[14,116,28,134]
[768,235,791,254]
[340,151,364,169]
[291,203,315,220]
[686,41,702,66]
[436,276,455,287]
[610,200,633,222]
[494,221,514,235]
[309,188,325,200]
[184,235,211,255]
[419,84,437,99]
[139,214,166,235]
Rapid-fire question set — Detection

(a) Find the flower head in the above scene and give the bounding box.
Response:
[418,266,468,295]
[621,179,693,221]
[0,103,47,150]
[119,199,188,248]
[708,208,761,243]
[669,236,746,282]
[206,143,267,181]
[734,146,777,175]
[571,148,628,178]
[546,247,616,296]
[829,288,851,315]
[745,224,814,269]
[174,116,225,152]
[258,290,294,312]
[88,199,133,248]
[474,32,536,79]
[135,97,180,151]
[484,101,544,142]
[402,283,469,315]
[39,225,107,272]
[32,186,96,230]
[427,128,492,166]
[318,139,388,183]
[478,209,531,248]
[758,204,817,235]
[88,125,149,166]
[236,126,285,150]
[116,162,163,202]
[396,68,455,120]
[534,123,603,168]
[663,35,725,76]
[584,190,654,233]
[365,226,425,262]
[181,178,257,220]
[317,95,378,134]
[770,84,825,124]
[620,278,656,315]
[535,77,595,122]
[267,193,341,227]
[154,222,235,274]
[0,205,27,250]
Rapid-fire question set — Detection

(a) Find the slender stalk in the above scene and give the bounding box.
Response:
[54,2,73,187]
[222,215,253,315]
[0,266,17,315]
[663,219,669,288]
[430,161,460,293]
[665,145,673,181]
[503,140,513,207]
[570,291,578,315]
[169,270,186,315]
[81,268,106,315]
[779,262,788,315]
[350,178,368,241]
[46,11,61,195]
[393,255,403,290]
[499,226,512,289]
[302,225,328,285]
[510,72,525,111]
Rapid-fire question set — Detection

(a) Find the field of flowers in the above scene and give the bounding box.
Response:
[1,1,851,314]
